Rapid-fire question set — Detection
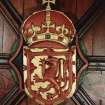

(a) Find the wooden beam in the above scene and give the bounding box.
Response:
[72,86,96,105]
[76,0,105,40]
[1,0,23,26]
[87,56,105,71]
[73,0,105,103]
[0,86,26,105]
[87,56,105,62]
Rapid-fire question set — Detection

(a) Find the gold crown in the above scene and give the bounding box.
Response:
[22,0,76,47]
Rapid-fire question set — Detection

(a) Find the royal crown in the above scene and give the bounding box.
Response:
[22,0,76,47]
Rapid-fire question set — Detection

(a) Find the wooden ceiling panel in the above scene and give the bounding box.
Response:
[3,19,17,53]
[82,71,105,104]
[10,0,23,16]
[10,0,95,20]
[0,68,16,100]
[83,29,93,55]
[0,9,19,54]
[76,0,95,18]
[83,13,105,56]
[92,14,105,56]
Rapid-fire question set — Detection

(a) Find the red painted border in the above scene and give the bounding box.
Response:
[76,36,88,85]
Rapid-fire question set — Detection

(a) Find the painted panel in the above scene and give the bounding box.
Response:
[22,1,77,104]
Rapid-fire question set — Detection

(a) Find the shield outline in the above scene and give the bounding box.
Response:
[23,47,76,105]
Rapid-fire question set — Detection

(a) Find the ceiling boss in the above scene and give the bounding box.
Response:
[22,0,77,105]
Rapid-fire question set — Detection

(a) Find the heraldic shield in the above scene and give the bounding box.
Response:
[22,0,76,105]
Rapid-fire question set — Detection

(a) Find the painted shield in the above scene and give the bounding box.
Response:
[22,7,76,105]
